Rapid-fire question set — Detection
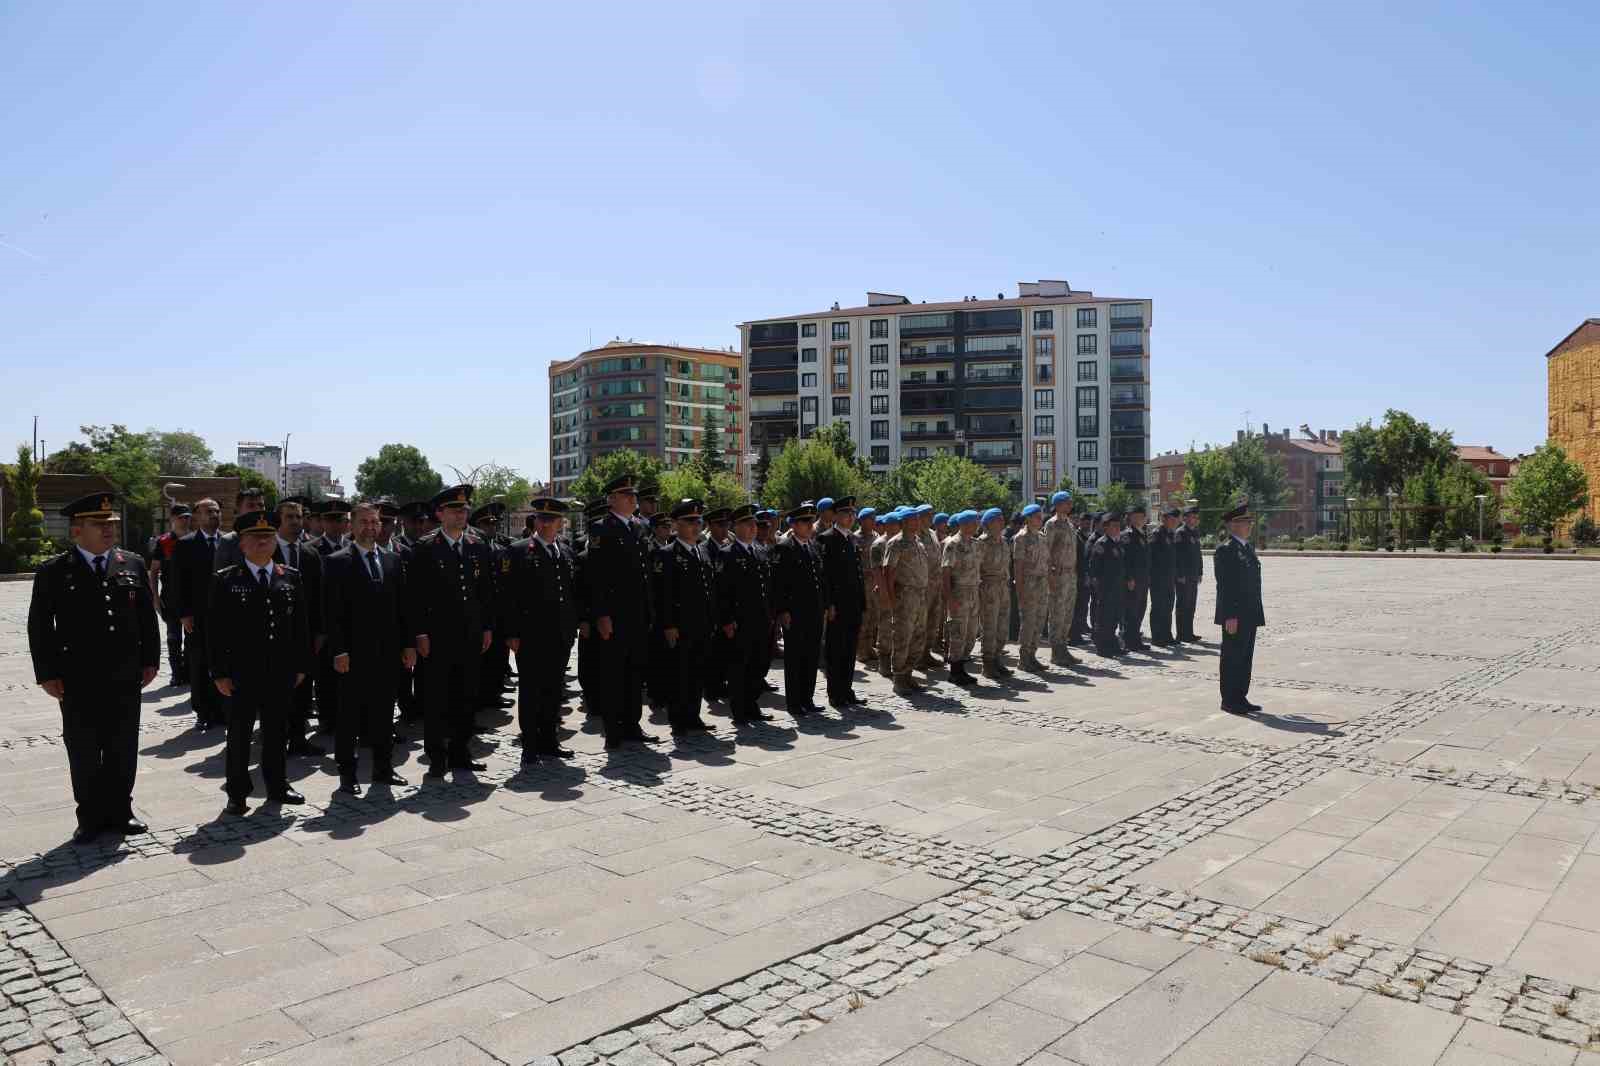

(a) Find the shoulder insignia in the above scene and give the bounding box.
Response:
[654,560,664,573]
[115,549,126,562]
[274,563,284,576]
[501,557,511,574]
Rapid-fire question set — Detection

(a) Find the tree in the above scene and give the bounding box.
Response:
[1342,410,1456,498]
[1507,443,1588,536]
[697,421,727,477]
[212,463,279,507]
[1182,447,1238,529]
[78,425,160,513]
[1,444,52,571]
[752,441,773,498]
[149,429,215,476]
[1053,472,1078,498]
[1097,481,1139,516]
[1434,461,1498,539]
[1227,433,1289,513]
[42,442,97,475]
[569,450,665,507]
[355,444,444,503]
[660,466,747,512]
[762,436,871,511]
[810,422,872,477]
[899,455,1009,515]
[461,462,535,510]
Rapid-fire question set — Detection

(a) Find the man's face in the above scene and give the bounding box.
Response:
[1129,513,1147,530]
[857,516,873,537]
[418,514,438,536]
[1163,515,1180,532]
[734,518,756,544]
[74,516,120,554]
[710,520,730,542]
[172,514,192,536]
[438,503,468,533]
[1103,521,1122,540]
[237,494,264,516]
[307,514,323,535]
[195,501,221,533]
[403,516,421,538]
[1229,517,1254,539]
[675,517,702,542]
[817,508,834,531]
[639,498,657,516]
[1185,513,1200,530]
[610,491,638,518]
[1055,503,1072,518]
[324,515,351,540]
[380,517,396,541]
[790,518,815,542]
[352,508,381,547]
[536,516,561,541]
[278,505,303,539]
[959,522,977,540]
[985,518,1004,538]
[1026,514,1043,533]
[242,531,277,566]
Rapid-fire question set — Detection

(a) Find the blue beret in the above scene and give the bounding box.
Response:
[1021,504,1042,518]
[880,509,903,524]
[933,512,949,526]
[915,503,934,516]
[955,510,979,526]
[856,507,877,521]
[981,507,1003,525]
[1050,491,1071,507]
[816,497,835,512]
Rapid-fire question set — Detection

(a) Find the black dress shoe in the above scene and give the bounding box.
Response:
[108,819,148,836]
[71,824,98,845]
[375,769,406,786]
[539,746,575,758]
[194,719,213,733]
[628,730,661,745]
[224,799,247,816]
[759,681,779,693]
[336,778,362,796]
[288,738,325,757]
[789,706,813,717]
[520,751,539,766]
[450,759,488,771]
[1220,703,1252,716]
[604,737,626,751]
[1245,701,1264,713]
[424,765,447,779]
[271,789,306,804]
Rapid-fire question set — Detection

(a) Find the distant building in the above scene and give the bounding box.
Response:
[237,442,282,489]
[1546,319,1600,517]
[1454,446,1513,499]
[284,462,340,498]
[1151,451,1188,506]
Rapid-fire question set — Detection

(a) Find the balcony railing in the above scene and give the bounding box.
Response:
[961,309,1022,332]
[900,374,955,388]
[749,349,798,371]
[898,347,956,361]
[749,372,797,395]
[900,429,956,440]
[1109,314,1144,329]
[749,322,799,346]
[899,312,956,334]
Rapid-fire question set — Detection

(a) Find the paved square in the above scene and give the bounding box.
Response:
[5,557,1600,1065]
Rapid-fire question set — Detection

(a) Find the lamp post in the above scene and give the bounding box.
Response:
[1475,493,1487,542]
[1385,489,1398,549]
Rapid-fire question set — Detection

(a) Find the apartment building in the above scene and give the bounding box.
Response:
[548,340,743,497]
[1150,424,1346,534]
[284,462,343,499]
[236,441,282,489]
[739,280,1152,500]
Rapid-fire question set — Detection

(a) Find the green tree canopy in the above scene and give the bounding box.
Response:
[762,436,871,511]
[1508,443,1588,534]
[75,425,160,512]
[1436,460,1500,539]
[660,466,747,512]
[870,455,1008,515]
[1342,410,1456,497]
[212,463,280,507]
[457,462,535,510]
[1180,434,1287,528]
[42,441,97,475]
[2,444,52,571]
[354,444,444,503]
[1097,481,1139,516]
[697,421,727,477]
[149,430,215,476]
[568,450,665,507]
[752,440,773,498]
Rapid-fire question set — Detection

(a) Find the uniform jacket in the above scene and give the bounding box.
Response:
[717,539,770,636]
[1175,527,1205,581]
[213,530,245,573]
[405,529,496,649]
[654,539,716,640]
[976,531,1010,583]
[1119,527,1150,585]
[324,543,409,665]
[585,512,653,655]
[941,535,981,589]
[206,562,311,686]
[1213,537,1266,627]
[1043,515,1078,581]
[1148,527,1177,587]
[173,528,225,620]
[816,526,865,616]
[28,548,159,684]
[1011,527,1048,579]
[273,539,323,639]
[884,531,931,590]
[1087,536,1126,594]
[771,537,825,622]
[501,537,579,645]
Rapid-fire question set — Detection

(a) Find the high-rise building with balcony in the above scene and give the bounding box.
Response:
[236,441,283,489]
[739,281,1152,500]
[548,340,744,497]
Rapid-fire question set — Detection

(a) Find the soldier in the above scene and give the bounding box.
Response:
[211,486,265,572]
[718,504,774,725]
[407,485,495,775]
[941,511,982,685]
[1011,504,1049,671]
[393,500,427,552]
[1148,507,1181,646]
[884,505,931,694]
[502,498,580,763]
[1043,491,1078,666]
[273,499,326,757]
[1087,512,1128,657]
[585,475,660,749]
[1069,510,1094,645]
[208,509,310,815]
[870,510,902,677]
[654,499,717,736]
[975,507,1012,679]
[817,495,866,708]
[575,500,606,717]
[325,501,412,794]
[1175,505,1205,642]
[471,501,514,716]
[29,494,159,843]
[645,511,674,712]
[1119,504,1151,652]
[754,510,780,690]
[922,512,948,665]
[147,502,191,687]
[771,503,825,717]
[851,507,879,664]
[313,498,352,554]
[174,497,225,730]
[311,498,352,729]
[1215,502,1265,715]
[702,507,734,703]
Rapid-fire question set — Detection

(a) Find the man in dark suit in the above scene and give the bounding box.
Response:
[175,496,225,730]
[325,501,413,794]
[208,509,311,815]
[1147,507,1180,646]
[1174,505,1204,642]
[654,499,716,737]
[471,501,515,715]
[717,504,774,725]
[1087,512,1127,658]
[406,485,496,776]
[700,507,734,702]
[273,497,326,757]
[772,503,825,718]
[816,496,866,707]
[210,486,265,574]
[1215,502,1265,715]
[28,493,160,843]
[311,498,351,729]
[1118,504,1151,652]
[585,475,660,750]
[501,498,579,764]
[1069,511,1093,644]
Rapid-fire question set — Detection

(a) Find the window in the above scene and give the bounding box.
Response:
[832,322,850,341]
[869,343,889,364]
[833,372,848,390]
[869,319,888,338]
[832,396,851,415]
[1077,414,1099,437]
[801,323,817,338]
[801,372,817,388]
[1033,336,1054,359]
[908,446,928,460]
[801,397,818,415]
[1076,308,1097,328]
[1110,330,1143,351]
[1034,415,1055,436]
[870,369,889,390]
[832,346,850,366]
[871,419,889,440]
[1077,334,1098,354]
[1035,442,1053,462]
[1076,386,1099,410]
[964,334,1021,353]
[1077,360,1097,382]
[1033,309,1054,330]
[1078,467,1099,489]
[870,395,889,414]
[1078,441,1098,461]
[871,445,890,465]
[1035,389,1055,409]
[801,347,817,363]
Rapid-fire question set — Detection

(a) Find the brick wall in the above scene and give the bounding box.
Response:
[1547,324,1600,519]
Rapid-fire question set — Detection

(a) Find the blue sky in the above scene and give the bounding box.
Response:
[3,1,1594,487]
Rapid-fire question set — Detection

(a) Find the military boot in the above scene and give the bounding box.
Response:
[949,661,977,686]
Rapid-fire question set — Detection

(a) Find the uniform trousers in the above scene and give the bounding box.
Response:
[1017,580,1046,660]
[946,586,980,664]
[890,587,927,679]
[422,645,480,765]
[1220,623,1258,706]
[1121,582,1149,648]
[1070,580,1091,642]
[669,635,709,728]
[857,590,880,663]
[924,585,945,658]
[1175,580,1200,641]
[704,631,728,699]
[60,680,140,829]
[162,611,185,675]
[516,635,573,753]
[1149,580,1176,643]
[978,581,1008,664]
[225,679,290,801]
[337,662,396,775]
[188,624,222,725]
[1092,584,1123,655]
[592,636,645,739]
[1048,578,1078,651]
[726,629,767,720]
[823,609,862,703]
[783,614,822,711]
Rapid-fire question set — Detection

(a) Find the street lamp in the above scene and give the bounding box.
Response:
[1474,493,1487,542]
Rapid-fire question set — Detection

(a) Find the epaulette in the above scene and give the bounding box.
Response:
[217,564,242,578]
[417,530,442,544]
[281,564,301,576]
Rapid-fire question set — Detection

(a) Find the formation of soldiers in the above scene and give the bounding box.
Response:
[27,476,1264,844]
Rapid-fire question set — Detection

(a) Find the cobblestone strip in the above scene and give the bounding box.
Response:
[1474,695,1600,720]
[1320,751,1600,805]
[1148,667,1412,700]
[0,901,164,1066]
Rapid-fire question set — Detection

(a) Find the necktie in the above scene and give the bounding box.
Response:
[453,541,462,561]
[257,568,269,593]
[94,555,106,581]
[367,551,382,583]
[290,543,299,568]
[548,544,558,562]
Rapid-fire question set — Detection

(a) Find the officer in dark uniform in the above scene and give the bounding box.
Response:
[772,503,825,718]
[272,497,326,757]
[1148,507,1180,646]
[1119,504,1151,651]
[208,510,311,815]
[406,485,495,776]
[576,499,607,717]
[1068,511,1093,644]
[311,498,351,730]
[28,494,160,843]
[754,509,780,690]
[174,496,225,730]
[700,507,734,702]
[1087,512,1127,657]
[645,511,674,711]
[471,501,515,714]
[501,498,579,764]
[324,501,412,794]
[653,499,717,736]
[816,495,866,708]
[1175,505,1205,642]
[717,504,774,725]
[1215,502,1265,715]
[584,474,660,750]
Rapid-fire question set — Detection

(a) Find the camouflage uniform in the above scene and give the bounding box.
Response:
[1012,525,1049,667]
[885,530,929,686]
[941,535,981,668]
[921,528,945,663]
[976,529,1011,675]
[853,527,879,664]
[865,532,892,673]
[1044,512,1079,662]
